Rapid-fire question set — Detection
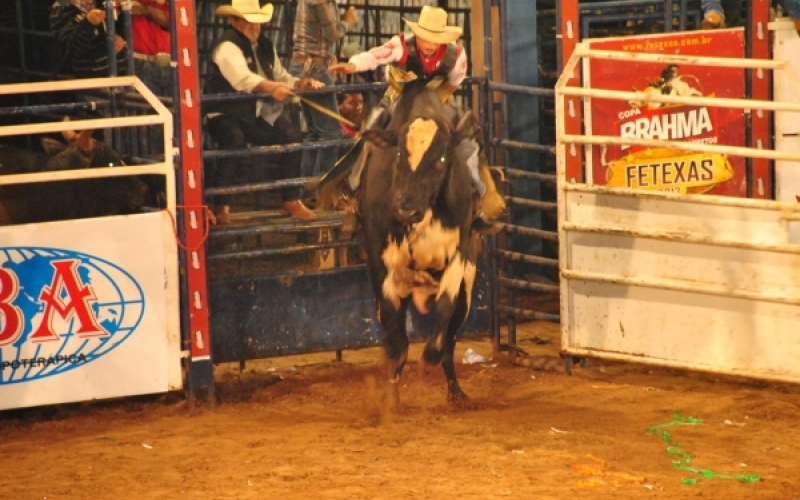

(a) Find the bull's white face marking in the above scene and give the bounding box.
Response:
[380,209,474,313]
[405,118,438,172]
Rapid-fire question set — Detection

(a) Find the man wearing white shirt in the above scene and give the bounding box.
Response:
[203,0,323,221]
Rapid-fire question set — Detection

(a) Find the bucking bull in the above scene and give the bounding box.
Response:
[358,83,480,404]
[0,128,152,225]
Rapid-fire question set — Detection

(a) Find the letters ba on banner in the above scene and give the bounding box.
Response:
[0,214,182,411]
[585,29,746,197]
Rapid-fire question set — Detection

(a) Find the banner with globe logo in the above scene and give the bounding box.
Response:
[0,213,181,410]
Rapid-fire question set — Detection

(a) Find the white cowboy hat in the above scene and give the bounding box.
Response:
[403,6,462,44]
[215,0,274,23]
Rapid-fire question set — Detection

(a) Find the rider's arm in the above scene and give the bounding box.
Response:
[438,44,468,102]
[349,35,405,72]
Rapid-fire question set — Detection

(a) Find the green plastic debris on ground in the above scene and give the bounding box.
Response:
[648,413,761,485]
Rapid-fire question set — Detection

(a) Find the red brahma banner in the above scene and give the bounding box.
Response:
[585,29,746,197]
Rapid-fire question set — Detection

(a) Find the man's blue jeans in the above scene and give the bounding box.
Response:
[288,59,344,178]
[134,59,174,157]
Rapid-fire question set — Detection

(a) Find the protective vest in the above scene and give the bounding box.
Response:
[385,35,458,102]
[203,29,276,116]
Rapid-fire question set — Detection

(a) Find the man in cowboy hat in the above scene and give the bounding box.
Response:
[328,5,506,223]
[203,0,324,221]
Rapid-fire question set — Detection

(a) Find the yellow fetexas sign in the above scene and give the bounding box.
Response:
[605,148,733,194]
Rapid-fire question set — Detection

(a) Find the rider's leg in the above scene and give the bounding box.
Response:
[454,136,506,222]
[348,98,393,192]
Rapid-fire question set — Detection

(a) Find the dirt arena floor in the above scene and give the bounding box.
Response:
[2,321,800,500]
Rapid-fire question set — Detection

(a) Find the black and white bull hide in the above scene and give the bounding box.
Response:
[360,84,478,403]
[0,129,149,225]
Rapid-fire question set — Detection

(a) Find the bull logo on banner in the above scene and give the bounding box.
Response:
[0,247,145,385]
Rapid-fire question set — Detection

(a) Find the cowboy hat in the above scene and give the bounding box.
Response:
[403,6,462,44]
[216,0,274,23]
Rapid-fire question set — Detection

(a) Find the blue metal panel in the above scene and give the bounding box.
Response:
[501,0,542,261]
[209,255,491,364]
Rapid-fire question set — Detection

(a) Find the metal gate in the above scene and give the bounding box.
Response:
[556,30,800,383]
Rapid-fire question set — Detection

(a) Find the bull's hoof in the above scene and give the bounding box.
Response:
[447,387,469,404]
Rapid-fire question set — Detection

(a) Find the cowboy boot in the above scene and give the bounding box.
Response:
[700,11,725,29]
[283,199,317,220]
[478,163,506,222]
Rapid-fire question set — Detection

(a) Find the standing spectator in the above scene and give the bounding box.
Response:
[289,0,358,177]
[50,0,128,78]
[203,0,324,222]
[130,0,173,155]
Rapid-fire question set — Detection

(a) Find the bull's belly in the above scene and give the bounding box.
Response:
[380,211,476,313]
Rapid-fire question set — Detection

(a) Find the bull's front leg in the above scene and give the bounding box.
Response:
[378,296,409,408]
[441,289,470,402]
[422,289,469,402]
[422,252,476,402]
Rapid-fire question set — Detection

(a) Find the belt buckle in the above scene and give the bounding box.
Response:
[154,52,171,67]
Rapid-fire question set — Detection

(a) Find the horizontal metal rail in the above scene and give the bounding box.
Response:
[491,138,555,153]
[501,223,559,241]
[0,163,171,186]
[505,167,557,184]
[487,81,555,97]
[207,264,368,282]
[496,305,560,322]
[208,239,361,261]
[506,196,557,211]
[202,138,357,161]
[560,86,800,114]
[563,133,800,162]
[565,183,800,212]
[210,217,345,238]
[494,249,559,267]
[561,269,800,306]
[562,221,800,255]
[498,277,560,293]
[574,48,789,70]
[203,176,312,196]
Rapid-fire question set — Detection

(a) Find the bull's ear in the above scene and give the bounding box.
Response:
[41,138,67,155]
[361,129,398,148]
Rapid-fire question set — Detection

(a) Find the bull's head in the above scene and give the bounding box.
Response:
[364,114,460,225]
[41,126,126,171]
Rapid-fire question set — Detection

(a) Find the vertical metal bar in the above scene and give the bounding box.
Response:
[664,0,673,32]
[679,0,688,31]
[173,0,215,395]
[749,0,772,199]
[14,0,28,84]
[559,0,583,183]
[121,0,135,80]
[120,1,136,157]
[481,0,500,351]
[105,0,119,76]
[104,0,122,149]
